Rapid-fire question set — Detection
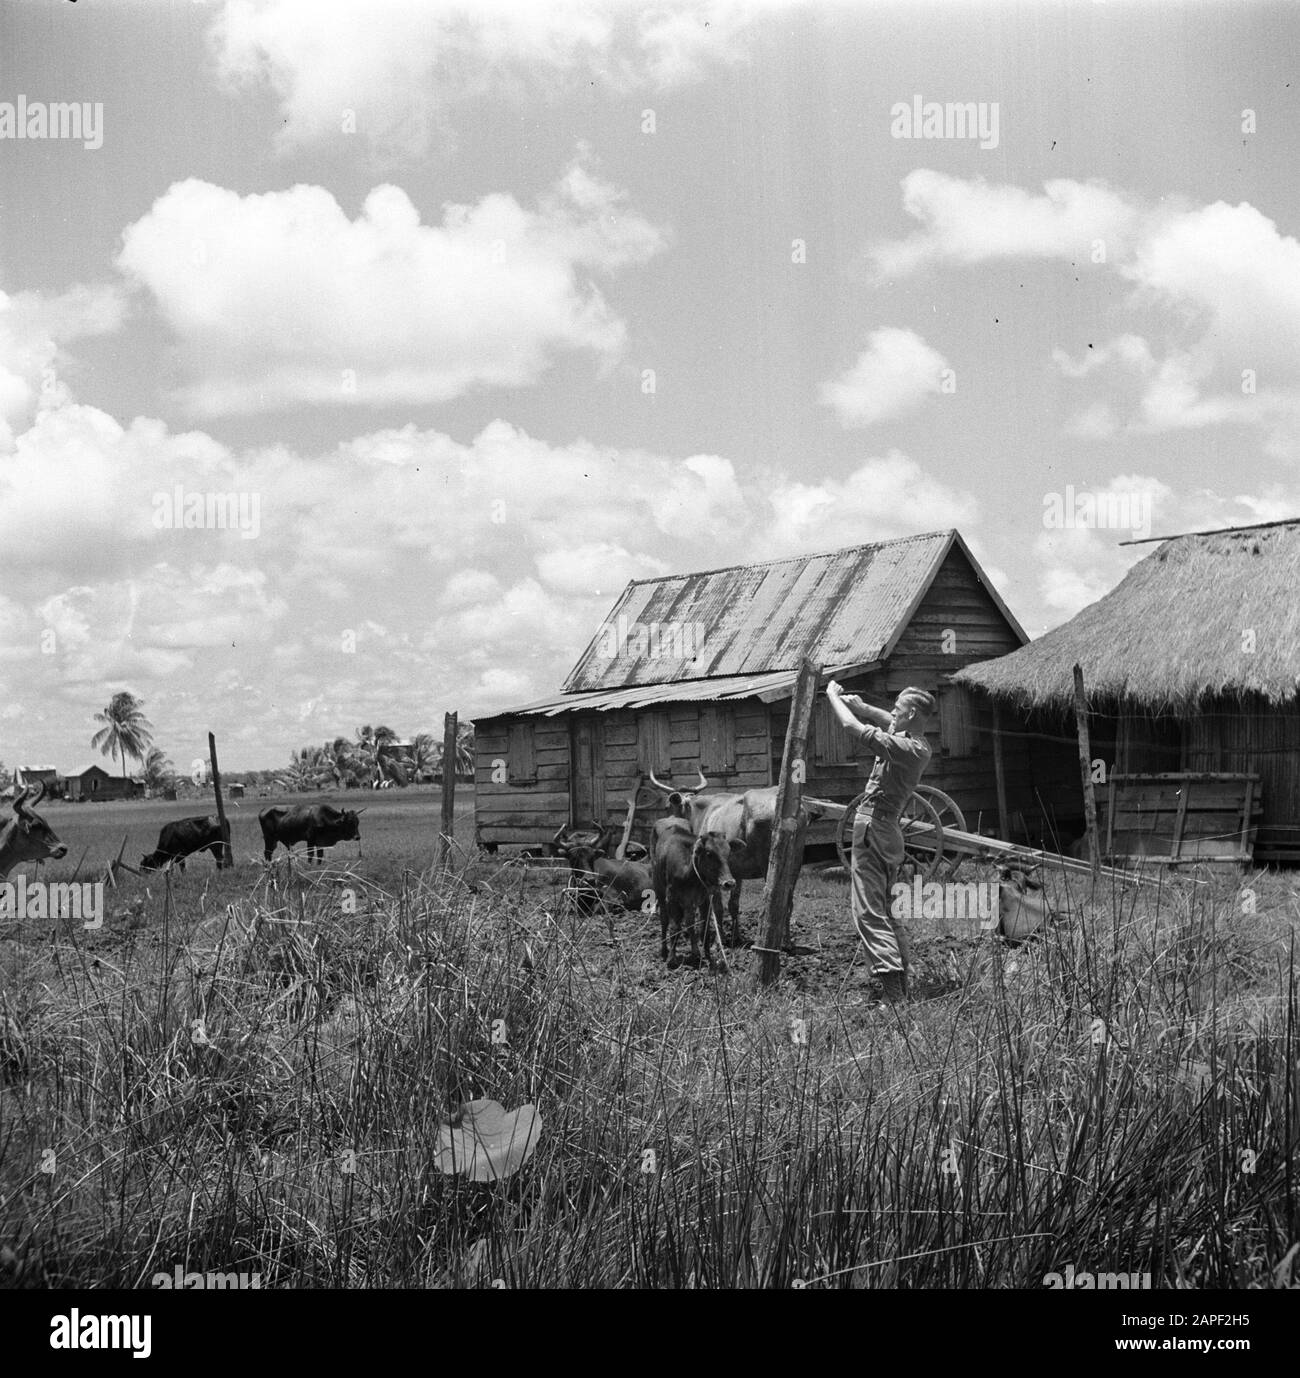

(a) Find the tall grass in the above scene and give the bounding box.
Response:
[1,859,1296,1288]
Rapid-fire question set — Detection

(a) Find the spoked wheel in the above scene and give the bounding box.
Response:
[834,788,948,882]
[914,786,967,879]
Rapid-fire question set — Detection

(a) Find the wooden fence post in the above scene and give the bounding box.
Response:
[1072,664,1100,877]
[208,731,232,869]
[756,655,820,987]
[435,711,458,870]
[991,699,1011,841]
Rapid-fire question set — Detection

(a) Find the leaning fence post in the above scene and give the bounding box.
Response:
[209,732,232,869]
[756,655,820,987]
[435,711,458,871]
[1072,665,1100,878]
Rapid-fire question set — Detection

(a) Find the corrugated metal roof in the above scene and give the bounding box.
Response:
[492,668,863,718]
[563,531,959,693]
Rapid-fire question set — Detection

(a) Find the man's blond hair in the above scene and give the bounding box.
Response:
[897,688,937,722]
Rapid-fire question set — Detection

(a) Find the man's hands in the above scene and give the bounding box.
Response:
[827,681,864,710]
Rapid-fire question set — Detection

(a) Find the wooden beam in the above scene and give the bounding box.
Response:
[208,732,232,869]
[435,711,457,870]
[991,699,1010,841]
[756,655,820,988]
[1072,665,1100,877]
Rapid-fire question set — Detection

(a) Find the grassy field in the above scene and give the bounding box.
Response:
[1,788,1297,1289]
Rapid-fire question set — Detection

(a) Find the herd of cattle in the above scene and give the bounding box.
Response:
[1,774,813,968]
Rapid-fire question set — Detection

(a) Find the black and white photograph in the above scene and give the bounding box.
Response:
[0,0,1296,1338]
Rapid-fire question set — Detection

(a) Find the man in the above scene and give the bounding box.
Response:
[825,682,937,1005]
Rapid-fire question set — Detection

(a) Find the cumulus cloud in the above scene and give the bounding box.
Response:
[819,327,951,427]
[0,284,126,448]
[763,450,979,556]
[209,0,765,162]
[877,172,1300,454]
[115,164,666,415]
[871,169,1138,278]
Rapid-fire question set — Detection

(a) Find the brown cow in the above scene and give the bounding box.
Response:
[650,816,735,970]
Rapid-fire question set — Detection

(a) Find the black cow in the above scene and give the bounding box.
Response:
[140,816,225,872]
[259,804,362,863]
[561,842,653,916]
[650,817,735,970]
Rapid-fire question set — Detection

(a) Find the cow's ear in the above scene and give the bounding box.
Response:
[592,848,607,859]
[728,838,746,857]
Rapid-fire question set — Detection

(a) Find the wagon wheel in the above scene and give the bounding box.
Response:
[913,785,967,879]
[834,789,947,882]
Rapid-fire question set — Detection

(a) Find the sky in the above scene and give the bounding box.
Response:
[1,0,1298,771]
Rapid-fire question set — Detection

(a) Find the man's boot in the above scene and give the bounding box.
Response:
[876,968,908,1005]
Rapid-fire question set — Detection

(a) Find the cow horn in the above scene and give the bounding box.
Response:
[648,770,673,793]
[15,780,45,815]
[694,770,707,791]
[354,807,367,815]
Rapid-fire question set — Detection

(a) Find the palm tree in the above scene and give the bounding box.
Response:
[455,722,475,777]
[91,692,154,793]
[323,736,359,789]
[278,745,326,793]
[142,746,176,792]
[410,733,439,783]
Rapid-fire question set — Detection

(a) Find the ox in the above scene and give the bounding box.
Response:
[140,816,225,873]
[648,770,829,947]
[650,816,735,970]
[259,803,362,863]
[0,782,68,879]
[560,840,652,916]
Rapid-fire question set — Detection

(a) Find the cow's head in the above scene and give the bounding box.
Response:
[649,769,708,819]
[2,782,68,873]
[338,809,362,841]
[691,830,736,894]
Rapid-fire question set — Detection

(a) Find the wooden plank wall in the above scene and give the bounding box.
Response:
[1183,695,1300,833]
[474,714,572,844]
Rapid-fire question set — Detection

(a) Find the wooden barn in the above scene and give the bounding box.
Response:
[955,519,1300,864]
[63,764,142,802]
[474,530,1079,853]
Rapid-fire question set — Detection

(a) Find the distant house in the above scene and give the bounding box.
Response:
[474,530,1079,851]
[14,766,60,796]
[63,764,144,801]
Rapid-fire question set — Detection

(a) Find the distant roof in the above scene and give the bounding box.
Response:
[65,763,117,778]
[562,530,1023,694]
[16,765,58,774]
[956,520,1300,710]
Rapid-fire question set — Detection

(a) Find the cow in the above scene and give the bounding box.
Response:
[140,816,225,873]
[0,782,68,879]
[259,804,362,863]
[650,816,735,970]
[560,841,653,916]
[648,770,830,948]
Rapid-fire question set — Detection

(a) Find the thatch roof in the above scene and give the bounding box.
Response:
[955,522,1300,710]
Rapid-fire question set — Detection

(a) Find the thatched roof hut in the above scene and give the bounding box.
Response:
[956,521,1300,710]
[956,520,1300,861]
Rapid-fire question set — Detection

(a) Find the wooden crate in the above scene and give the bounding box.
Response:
[1105,772,1262,864]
